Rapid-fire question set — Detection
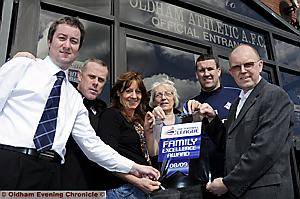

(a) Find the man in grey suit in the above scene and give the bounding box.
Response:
[197,44,294,198]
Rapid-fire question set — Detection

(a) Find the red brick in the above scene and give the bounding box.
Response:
[260,0,299,25]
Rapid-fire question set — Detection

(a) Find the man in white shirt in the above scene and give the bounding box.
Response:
[0,16,159,190]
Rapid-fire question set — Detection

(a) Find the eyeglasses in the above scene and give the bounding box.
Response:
[230,60,260,71]
[155,91,173,99]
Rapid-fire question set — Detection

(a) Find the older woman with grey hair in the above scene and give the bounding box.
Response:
[144,78,202,158]
[148,79,180,122]
[144,79,182,157]
[144,79,203,198]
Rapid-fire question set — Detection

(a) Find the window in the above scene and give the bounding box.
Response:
[261,70,272,83]
[274,39,300,70]
[280,69,300,136]
[37,9,111,102]
[0,0,3,30]
[126,37,206,108]
[218,57,238,88]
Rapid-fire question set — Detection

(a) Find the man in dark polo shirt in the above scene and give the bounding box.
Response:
[183,53,240,198]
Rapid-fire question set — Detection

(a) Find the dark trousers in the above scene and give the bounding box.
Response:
[0,149,61,190]
[60,140,87,190]
[179,184,203,199]
[150,184,228,199]
[201,185,228,199]
[151,185,203,199]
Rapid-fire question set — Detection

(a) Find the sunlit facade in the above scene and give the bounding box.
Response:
[0,0,299,194]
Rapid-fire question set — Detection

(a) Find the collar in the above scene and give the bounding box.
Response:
[75,86,107,110]
[200,85,222,96]
[239,76,262,100]
[44,56,68,82]
[239,89,253,101]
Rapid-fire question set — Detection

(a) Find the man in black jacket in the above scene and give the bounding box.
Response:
[62,58,109,189]
[202,44,294,198]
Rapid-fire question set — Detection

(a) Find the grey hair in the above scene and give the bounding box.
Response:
[149,79,179,108]
[81,58,108,72]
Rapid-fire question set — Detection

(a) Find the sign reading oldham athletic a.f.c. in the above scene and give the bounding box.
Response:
[158,122,201,162]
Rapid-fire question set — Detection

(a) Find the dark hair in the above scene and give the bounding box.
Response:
[195,53,219,70]
[47,16,85,49]
[110,71,147,125]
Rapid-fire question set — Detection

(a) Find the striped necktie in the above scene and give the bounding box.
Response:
[33,71,65,151]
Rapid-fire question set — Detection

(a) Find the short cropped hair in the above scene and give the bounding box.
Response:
[195,53,219,70]
[81,58,108,73]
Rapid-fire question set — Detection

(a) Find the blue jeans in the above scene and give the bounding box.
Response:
[106,183,150,199]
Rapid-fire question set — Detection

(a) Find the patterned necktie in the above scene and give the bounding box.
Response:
[33,71,65,151]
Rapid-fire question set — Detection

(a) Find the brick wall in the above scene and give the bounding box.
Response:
[261,0,299,26]
[261,0,283,15]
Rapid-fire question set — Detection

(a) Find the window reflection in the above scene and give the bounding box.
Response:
[274,39,300,69]
[37,10,111,102]
[260,70,272,83]
[126,37,203,108]
[280,70,300,135]
[218,57,238,88]
[0,0,3,30]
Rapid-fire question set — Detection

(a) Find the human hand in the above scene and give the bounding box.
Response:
[130,163,160,180]
[13,52,36,60]
[187,99,202,114]
[198,103,216,120]
[134,177,161,193]
[152,106,165,124]
[144,111,155,134]
[206,177,228,196]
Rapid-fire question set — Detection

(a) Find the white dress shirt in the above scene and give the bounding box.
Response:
[235,77,262,118]
[0,56,134,173]
[235,89,251,118]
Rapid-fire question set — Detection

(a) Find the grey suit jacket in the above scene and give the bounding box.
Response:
[207,79,294,199]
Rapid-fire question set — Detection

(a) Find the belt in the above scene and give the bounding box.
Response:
[0,144,61,163]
